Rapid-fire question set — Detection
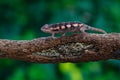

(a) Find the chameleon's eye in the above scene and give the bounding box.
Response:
[43,24,49,29]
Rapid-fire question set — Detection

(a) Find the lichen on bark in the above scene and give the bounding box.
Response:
[0,33,120,63]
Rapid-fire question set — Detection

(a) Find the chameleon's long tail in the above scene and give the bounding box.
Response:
[87,26,107,34]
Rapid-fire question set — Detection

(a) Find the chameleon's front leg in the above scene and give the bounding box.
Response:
[51,33,55,38]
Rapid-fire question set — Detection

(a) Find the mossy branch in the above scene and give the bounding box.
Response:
[0,33,120,63]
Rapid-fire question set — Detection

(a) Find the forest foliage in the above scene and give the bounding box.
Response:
[0,0,120,80]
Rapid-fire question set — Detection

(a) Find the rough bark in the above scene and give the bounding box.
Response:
[0,33,120,63]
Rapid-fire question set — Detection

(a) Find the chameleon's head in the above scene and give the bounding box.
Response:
[41,24,52,33]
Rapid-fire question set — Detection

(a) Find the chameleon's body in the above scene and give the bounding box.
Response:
[41,22,107,38]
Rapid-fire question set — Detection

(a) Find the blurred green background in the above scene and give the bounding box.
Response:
[0,0,120,80]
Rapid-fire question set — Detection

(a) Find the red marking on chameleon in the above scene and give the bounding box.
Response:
[53,27,60,31]
[61,25,65,29]
[56,26,60,29]
[66,24,71,28]
[73,23,78,27]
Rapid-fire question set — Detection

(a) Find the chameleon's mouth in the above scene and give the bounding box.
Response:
[41,27,52,33]
[41,24,52,33]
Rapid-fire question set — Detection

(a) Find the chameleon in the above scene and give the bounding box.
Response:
[41,22,107,38]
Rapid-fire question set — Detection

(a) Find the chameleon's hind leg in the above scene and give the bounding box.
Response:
[79,27,88,39]
[80,27,88,34]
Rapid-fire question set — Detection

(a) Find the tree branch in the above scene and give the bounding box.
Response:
[0,33,120,63]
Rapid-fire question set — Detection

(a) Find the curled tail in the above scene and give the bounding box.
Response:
[87,26,107,34]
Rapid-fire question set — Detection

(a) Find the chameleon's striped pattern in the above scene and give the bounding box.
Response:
[41,22,107,38]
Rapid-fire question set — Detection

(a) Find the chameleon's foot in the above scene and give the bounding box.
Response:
[80,32,88,35]
[40,36,56,39]
[42,36,56,39]
[50,36,56,39]
[51,33,56,38]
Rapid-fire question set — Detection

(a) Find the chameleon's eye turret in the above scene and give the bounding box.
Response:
[41,24,52,33]
[41,24,49,30]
